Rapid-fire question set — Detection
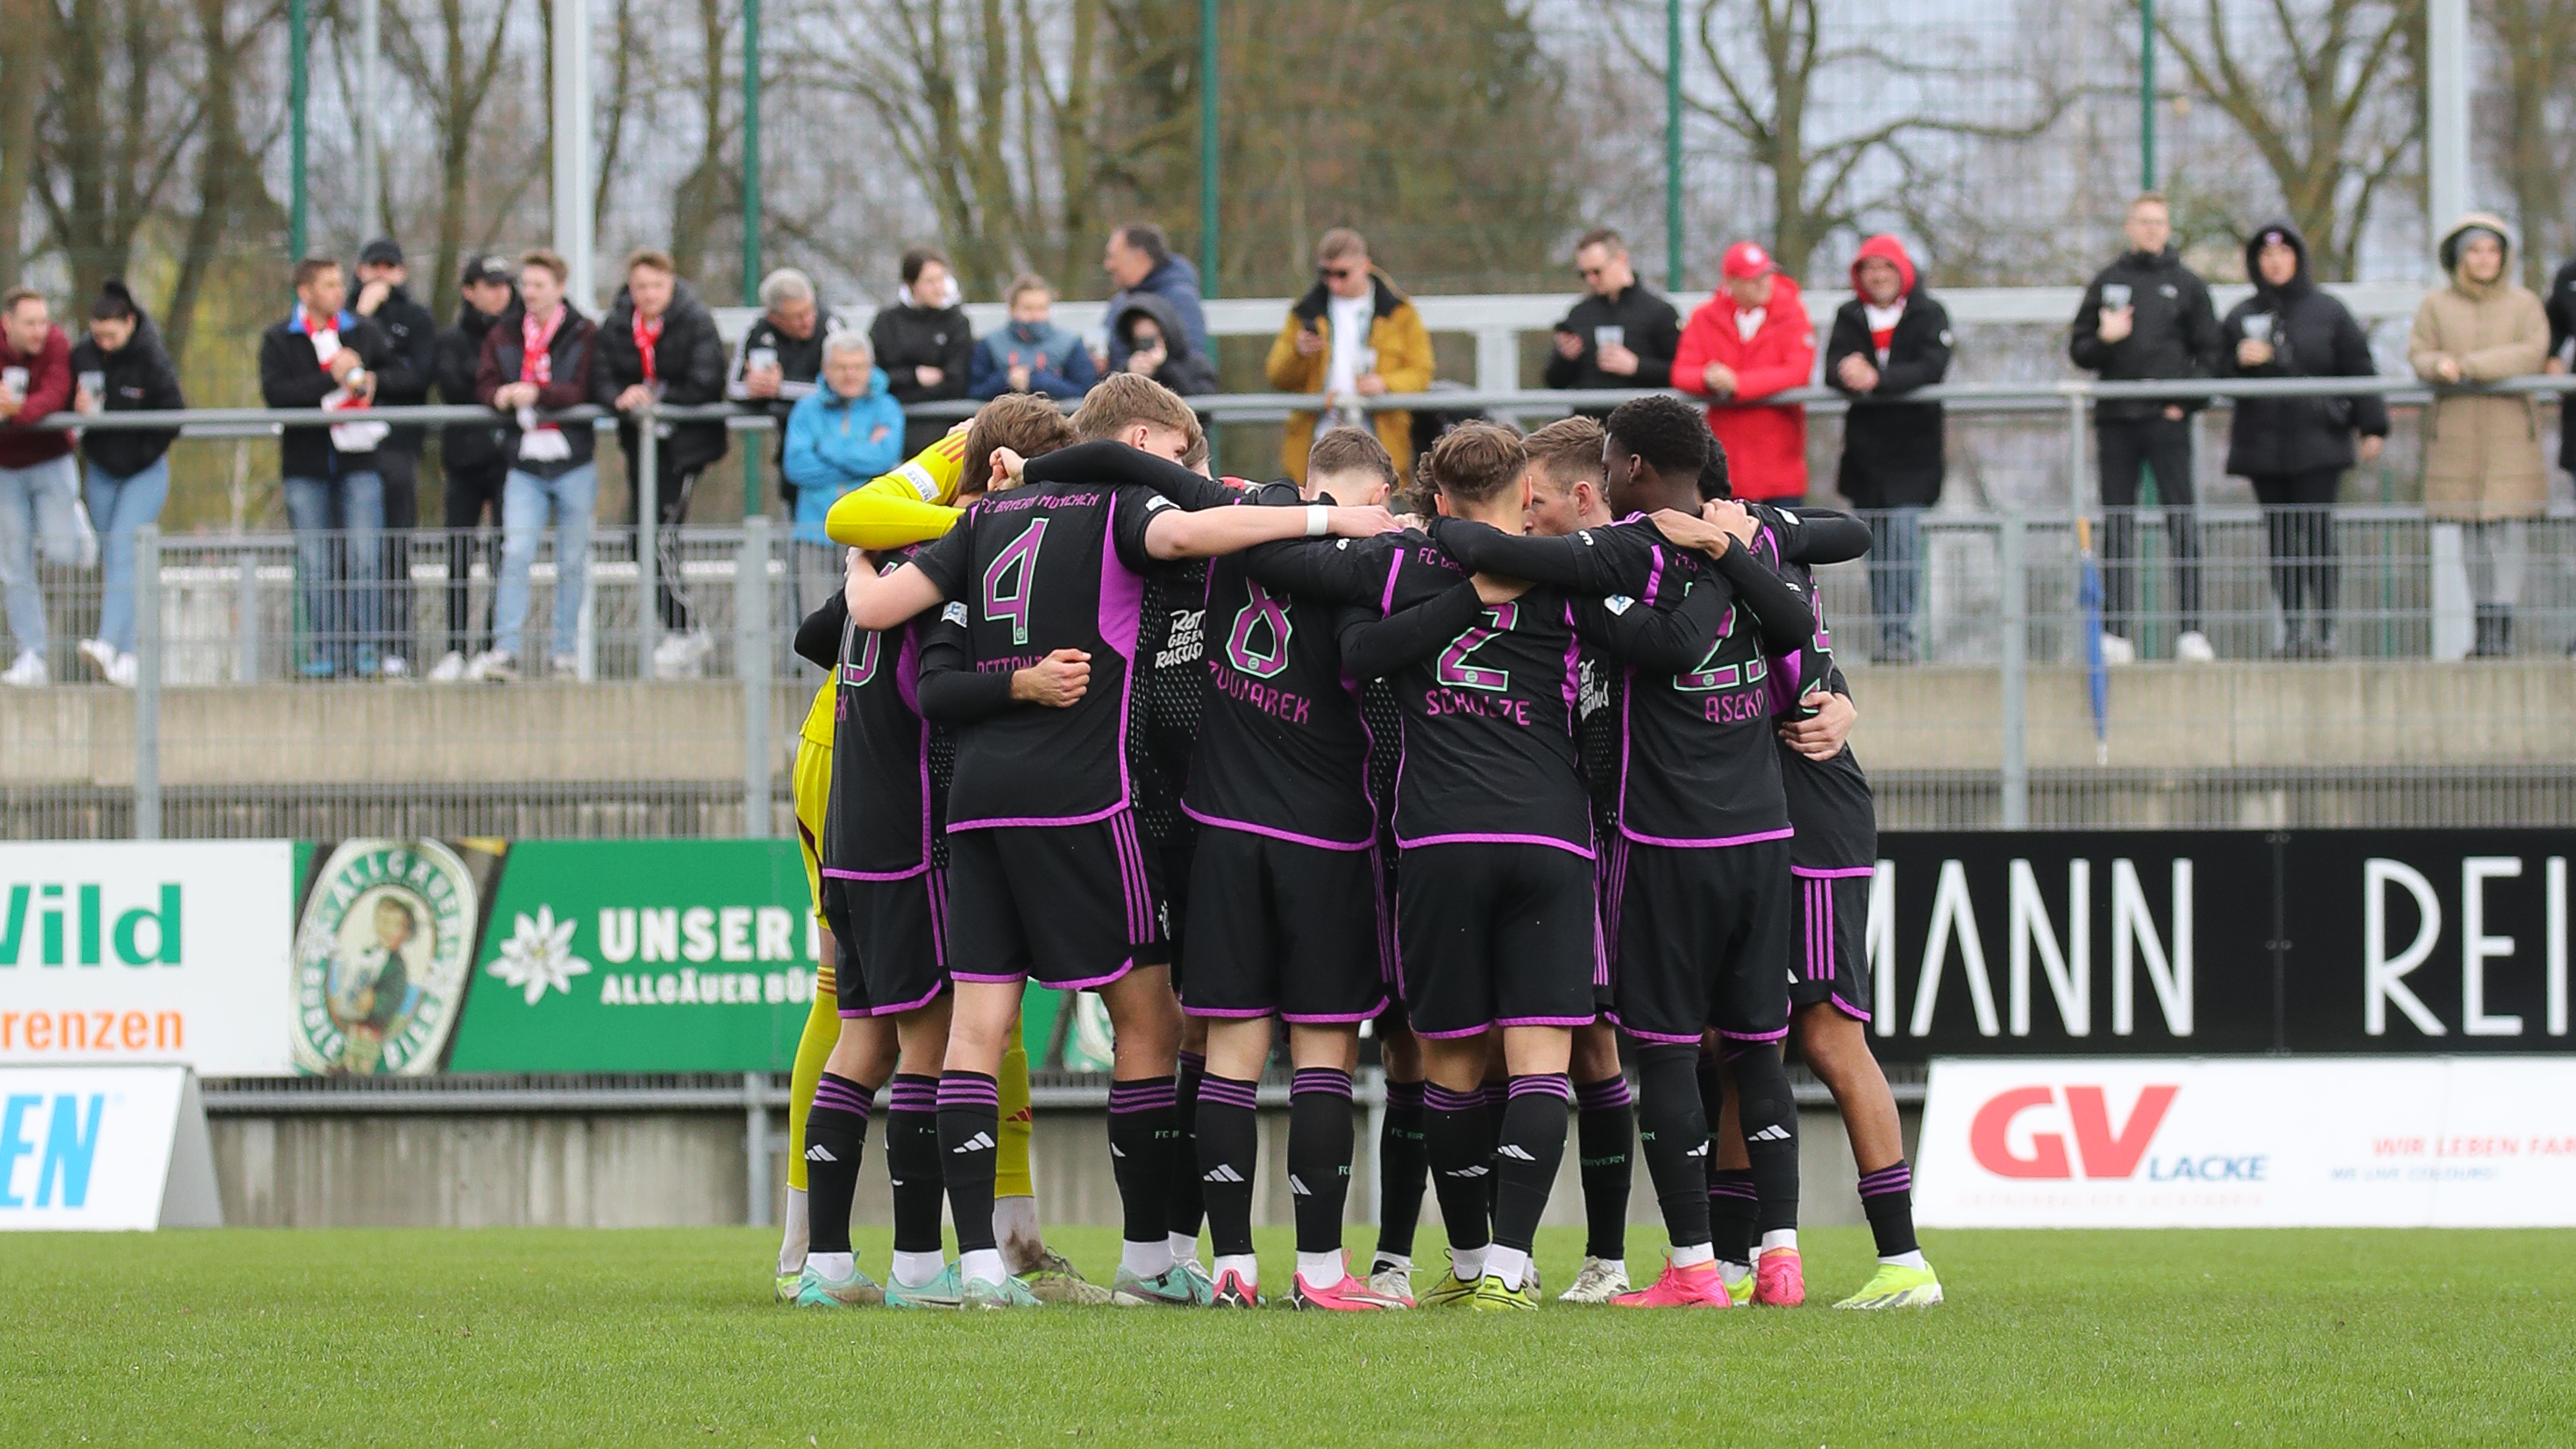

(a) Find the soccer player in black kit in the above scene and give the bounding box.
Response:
[1427,396,1817,1308]
[841,421,1398,1309]
[1341,423,1749,1310]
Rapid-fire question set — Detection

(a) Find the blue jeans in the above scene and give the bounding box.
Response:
[495,465,597,664]
[86,456,170,655]
[1868,506,1925,657]
[0,453,83,657]
[282,470,385,675]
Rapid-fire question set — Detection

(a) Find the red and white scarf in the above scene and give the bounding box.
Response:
[631,309,662,383]
[516,306,573,462]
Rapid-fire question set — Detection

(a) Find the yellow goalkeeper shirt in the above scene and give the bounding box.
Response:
[824,425,971,549]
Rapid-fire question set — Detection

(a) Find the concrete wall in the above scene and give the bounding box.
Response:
[212,1105,1918,1232]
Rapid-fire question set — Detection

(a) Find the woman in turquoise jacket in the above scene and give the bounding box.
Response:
[784,331,907,608]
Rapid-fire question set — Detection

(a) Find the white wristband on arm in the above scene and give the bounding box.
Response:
[1306,504,1329,538]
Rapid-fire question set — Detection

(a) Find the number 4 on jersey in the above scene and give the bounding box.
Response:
[983,518,1050,646]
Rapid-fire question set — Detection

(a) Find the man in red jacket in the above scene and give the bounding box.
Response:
[0,288,82,686]
[1673,242,1818,503]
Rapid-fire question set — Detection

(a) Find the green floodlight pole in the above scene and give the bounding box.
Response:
[2139,0,2156,190]
[742,0,763,519]
[1199,0,1219,297]
[1665,0,1683,290]
[289,0,309,259]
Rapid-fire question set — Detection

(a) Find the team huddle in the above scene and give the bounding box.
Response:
[769,371,1941,1311]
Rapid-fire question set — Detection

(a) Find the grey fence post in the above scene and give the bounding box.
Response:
[233,548,260,683]
[1998,512,2029,830]
[737,516,773,838]
[637,408,662,678]
[133,524,162,841]
[744,1070,772,1228]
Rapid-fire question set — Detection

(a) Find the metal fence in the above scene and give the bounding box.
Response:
[4,377,2572,842]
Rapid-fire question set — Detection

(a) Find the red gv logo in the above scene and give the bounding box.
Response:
[1968,1084,2179,1179]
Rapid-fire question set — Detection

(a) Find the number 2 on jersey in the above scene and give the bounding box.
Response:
[982,518,1050,646]
[1436,601,1516,693]
[1676,599,1768,692]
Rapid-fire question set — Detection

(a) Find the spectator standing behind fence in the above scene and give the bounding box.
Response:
[784,331,903,609]
[870,247,972,458]
[68,280,182,688]
[1102,223,1211,377]
[1825,234,1951,664]
[1264,228,1433,484]
[352,239,438,678]
[260,257,393,680]
[2219,220,2388,662]
[968,274,1098,401]
[2069,193,2220,665]
[1544,227,1681,414]
[428,254,519,682]
[2410,213,2550,660]
[594,249,729,679]
[470,249,597,684]
[1110,293,1217,397]
[0,288,81,687]
[1673,241,1817,504]
[728,267,843,515]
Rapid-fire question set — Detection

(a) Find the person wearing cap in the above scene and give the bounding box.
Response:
[429,253,521,681]
[1825,234,1952,664]
[1544,227,1682,416]
[727,267,845,511]
[352,238,438,678]
[1672,239,1818,503]
[2069,193,2222,665]
[2220,221,2387,660]
[2410,213,2549,658]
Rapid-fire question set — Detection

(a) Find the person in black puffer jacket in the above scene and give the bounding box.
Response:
[2069,193,2223,662]
[428,253,519,677]
[1109,292,1219,398]
[869,245,974,458]
[68,279,183,681]
[1825,232,1952,663]
[591,250,729,671]
[2219,219,2388,658]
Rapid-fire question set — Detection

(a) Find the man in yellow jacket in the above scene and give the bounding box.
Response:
[1264,228,1434,483]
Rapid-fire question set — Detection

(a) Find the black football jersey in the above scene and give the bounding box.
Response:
[1746,503,1878,870]
[909,479,1173,829]
[823,549,940,877]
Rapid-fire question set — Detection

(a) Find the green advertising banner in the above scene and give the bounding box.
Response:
[289,838,1083,1075]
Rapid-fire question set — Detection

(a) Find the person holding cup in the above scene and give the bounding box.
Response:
[68,279,185,686]
[0,286,81,686]
[1543,227,1682,418]
[2219,221,2387,659]
[2069,192,2223,664]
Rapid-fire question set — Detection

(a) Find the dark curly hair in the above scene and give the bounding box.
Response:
[1604,394,1711,484]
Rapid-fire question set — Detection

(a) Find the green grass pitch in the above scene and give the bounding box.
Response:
[4,1225,2571,1447]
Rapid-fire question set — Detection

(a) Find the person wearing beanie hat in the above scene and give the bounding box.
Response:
[2410,212,2548,657]
[1671,239,1818,503]
[1825,233,1951,663]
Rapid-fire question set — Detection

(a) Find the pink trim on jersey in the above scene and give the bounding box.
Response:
[1791,863,1875,878]
[1182,1005,1277,1019]
[865,979,950,1018]
[1605,1012,1704,1047]
[1398,831,1595,860]
[1616,824,1795,850]
[1829,993,1871,1023]
[1178,802,1374,852]
[954,956,1140,992]
[946,800,1128,832]
[822,864,930,882]
[1283,1001,1390,1026]
[1496,1013,1600,1029]
[1718,1025,1791,1043]
[1413,1020,1502,1041]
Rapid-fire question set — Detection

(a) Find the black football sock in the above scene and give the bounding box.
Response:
[936,1071,1001,1254]
[1422,1083,1493,1256]
[884,1075,944,1257]
[1574,1073,1635,1261]
[1859,1161,1920,1259]
[1107,1076,1180,1251]
[801,1073,872,1259]
[1288,1067,1356,1256]
[1375,1077,1428,1262]
[1709,1168,1758,1266]
[1490,1074,1572,1255]
[1729,1046,1801,1239]
[1480,1080,1507,1224]
[1164,1051,1206,1242]
[1633,1044,1713,1249]
[1194,1073,1260,1260]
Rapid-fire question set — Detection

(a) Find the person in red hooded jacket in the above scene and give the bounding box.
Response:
[1825,234,1953,663]
[1673,241,1818,502]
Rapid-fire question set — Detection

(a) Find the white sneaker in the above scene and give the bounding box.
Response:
[549,653,580,679]
[379,654,410,679]
[1,649,47,686]
[106,651,137,689]
[2096,631,2137,667]
[1558,1255,1633,1303]
[651,631,694,680]
[466,649,518,683]
[77,638,117,679]
[427,650,467,683]
[2175,629,2217,664]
